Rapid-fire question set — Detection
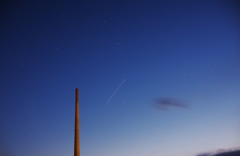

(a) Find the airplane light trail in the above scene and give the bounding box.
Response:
[106,78,126,104]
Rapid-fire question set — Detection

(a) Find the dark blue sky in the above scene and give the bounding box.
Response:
[1,1,240,156]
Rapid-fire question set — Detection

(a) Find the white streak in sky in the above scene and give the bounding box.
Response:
[106,78,126,104]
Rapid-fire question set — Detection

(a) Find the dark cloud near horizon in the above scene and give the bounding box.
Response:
[196,149,240,156]
[152,97,188,111]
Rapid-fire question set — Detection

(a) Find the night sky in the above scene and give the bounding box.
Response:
[1,0,240,156]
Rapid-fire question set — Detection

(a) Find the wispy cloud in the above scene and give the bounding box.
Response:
[152,97,188,111]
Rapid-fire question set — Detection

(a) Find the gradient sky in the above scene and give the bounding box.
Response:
[1,0,240,156]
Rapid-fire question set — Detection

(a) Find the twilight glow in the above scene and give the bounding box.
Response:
[0,1,240,156]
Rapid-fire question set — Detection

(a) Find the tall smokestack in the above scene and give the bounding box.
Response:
[74,88,80,156]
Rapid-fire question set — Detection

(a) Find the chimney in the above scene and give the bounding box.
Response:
[74,88,80,156]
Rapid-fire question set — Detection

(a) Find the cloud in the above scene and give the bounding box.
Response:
[195,149,240,156]
[152,97,188,111]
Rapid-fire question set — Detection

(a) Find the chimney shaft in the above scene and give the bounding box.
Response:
[74,88,80,156]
